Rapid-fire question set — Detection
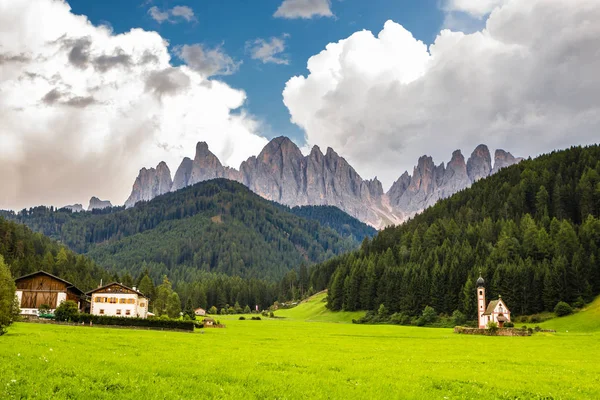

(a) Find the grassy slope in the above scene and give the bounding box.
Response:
[2,321,599,399]
[539,296,600,333]
[274,291,365,323]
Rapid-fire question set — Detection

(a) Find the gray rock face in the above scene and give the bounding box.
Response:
[88,197,112,210]
[123,137,522,229]
[125,162,173,208]
[492,149,523,174]
[63,204,84,212]
[171,157,193,192]
[467,144,492,182]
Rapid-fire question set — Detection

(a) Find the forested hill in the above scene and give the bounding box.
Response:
[2,179,362,281]
[288,205,377,242]
[308,145,600,318]
[0,217,111,291]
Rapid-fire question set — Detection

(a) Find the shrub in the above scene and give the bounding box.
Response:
[534,326,541,332]
[54,300,79,322]
[38,304,51,315]
[487,321,499,333]
[554,301,573,317]
[418,306,438,326]
[251,316,261,320]
[269,311,275,318]
[208,306,217,315]
[239,316,246,320]
[451,310,467,326]
[573,296,586,309]
[377,304,388,318]
[243,305,251,314]
[73,313,194,331]
[504,321,514,328]
[529,314,541,323]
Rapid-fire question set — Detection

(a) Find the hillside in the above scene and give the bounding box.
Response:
[0,217,110,291]
[540,296,600,333]
[288,206,377,242]
[275,292,364,323]
[2,179,362,282]
[307,145,600,318]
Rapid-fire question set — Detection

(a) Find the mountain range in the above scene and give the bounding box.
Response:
[124,137,522,229]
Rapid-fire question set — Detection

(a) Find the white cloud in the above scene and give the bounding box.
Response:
[246,35,290,65]
[175,44,241,77]
[444,0,509,18]
[274,0,333,19]
[283,0,600,189]
[0,0,267,210]
[148,5,196,24]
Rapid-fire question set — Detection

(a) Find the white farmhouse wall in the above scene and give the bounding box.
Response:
[91,293,148,318]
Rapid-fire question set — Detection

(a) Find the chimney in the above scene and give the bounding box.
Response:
[99,279,103,288]
[133,286,137,291]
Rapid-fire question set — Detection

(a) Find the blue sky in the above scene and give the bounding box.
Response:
[68,0,445,144]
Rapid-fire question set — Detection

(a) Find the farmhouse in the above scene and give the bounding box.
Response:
[194,307,206,316]
[477,275,511,328]
[203,317,215,327]
[87,282,150,319]
[15,271,84,316]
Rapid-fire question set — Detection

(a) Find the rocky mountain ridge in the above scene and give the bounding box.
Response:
[125,137,523,229]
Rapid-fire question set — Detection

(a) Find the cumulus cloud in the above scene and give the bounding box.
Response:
[175,44,241,77]
[148,5,196,24]
[283,0,600,189]
[274,0,333,19]
[444,0,509,18]
[246,35,290,65]
[0,0,267,210]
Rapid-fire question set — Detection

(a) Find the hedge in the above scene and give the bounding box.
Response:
[70,314,195,331]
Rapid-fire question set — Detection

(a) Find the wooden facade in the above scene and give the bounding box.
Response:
[15,271,84,310]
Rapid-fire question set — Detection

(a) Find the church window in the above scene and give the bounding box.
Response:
[479,290,482,295]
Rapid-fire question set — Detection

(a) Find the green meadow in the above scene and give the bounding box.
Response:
[1,297,600,399]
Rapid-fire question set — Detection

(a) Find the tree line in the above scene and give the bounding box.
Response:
[304,145,600,318]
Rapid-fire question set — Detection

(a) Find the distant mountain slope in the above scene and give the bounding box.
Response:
[3,179,361,281]
[288,206,377,242]
[124,137,522,229]
[308,145,600,318]
[0,217,110,291]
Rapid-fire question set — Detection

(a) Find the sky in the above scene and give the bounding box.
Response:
[1,0,599,210]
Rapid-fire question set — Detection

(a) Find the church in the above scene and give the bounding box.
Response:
[477,275,511,328]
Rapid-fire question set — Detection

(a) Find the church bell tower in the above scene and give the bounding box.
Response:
[476,275,486,329]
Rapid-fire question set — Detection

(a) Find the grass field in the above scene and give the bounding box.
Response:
[273,291,365,323]
[1,298,599,399]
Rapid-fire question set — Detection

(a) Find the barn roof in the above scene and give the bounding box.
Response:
[86,282,148,298]
[15,270,85,295]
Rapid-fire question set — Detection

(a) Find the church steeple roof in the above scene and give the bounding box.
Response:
[476,275,485,288]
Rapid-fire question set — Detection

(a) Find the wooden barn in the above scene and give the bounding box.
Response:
[15,271,84,316]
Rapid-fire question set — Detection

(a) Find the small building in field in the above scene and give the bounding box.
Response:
[15,271,84,316]
[194,307,206,316]
[87,282,150,319]
[203,317,215,327]
[477,275,511,328]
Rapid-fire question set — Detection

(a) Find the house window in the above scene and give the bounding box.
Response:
[128,299,135,304]
[110,297,118,304]
[119,298,126,304]
[99,309,105,315]
[125,310,131,316]
[116,309,122,315]
[140,303,145,308]
[103,297,108,303]
[95,297,101,303]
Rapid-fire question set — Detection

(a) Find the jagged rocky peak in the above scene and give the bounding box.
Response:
[125,161,173,208]
[88,197,112,210]
[189,141,226,184]
[171,157,193,192]
[492,149,523,174]
[467,144,492,182]
[366,177,384,198]
[387,171,411,205]
[63,204,84,212]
